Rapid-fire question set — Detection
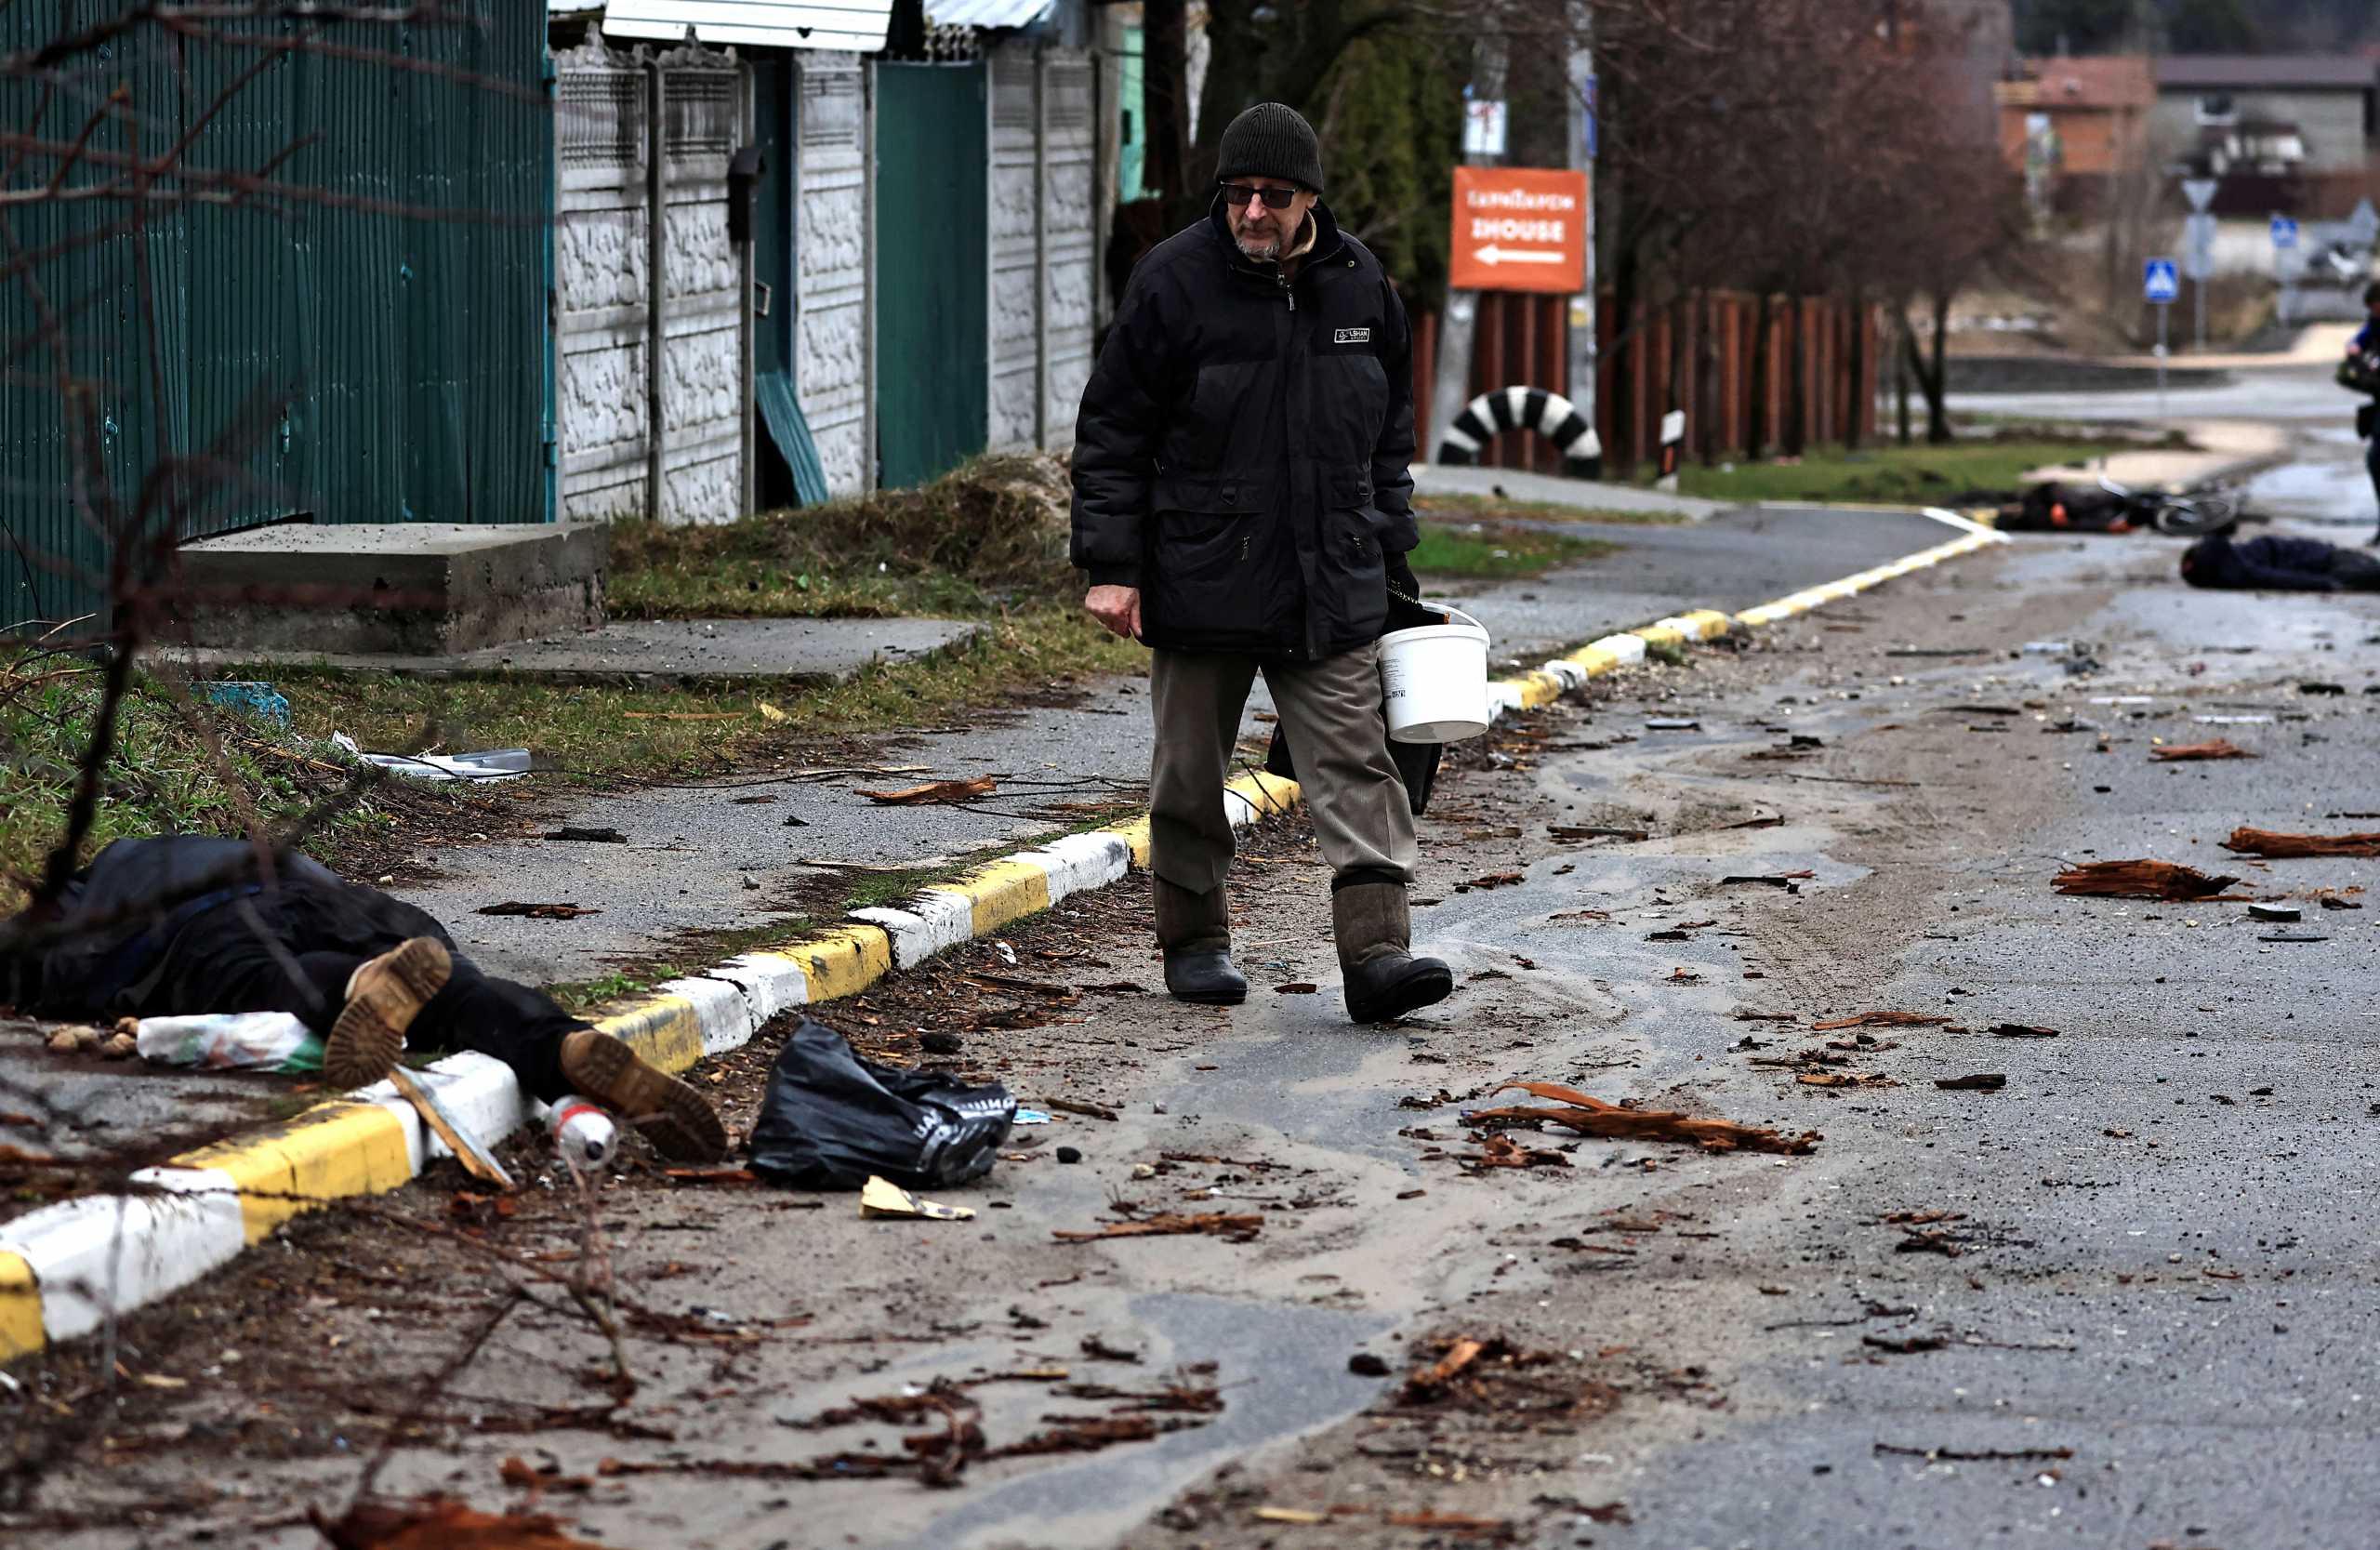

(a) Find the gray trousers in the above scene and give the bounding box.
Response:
[1147,644,1418,896]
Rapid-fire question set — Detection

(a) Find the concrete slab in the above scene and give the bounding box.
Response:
[149,616,981,686]
[176,521,607,655]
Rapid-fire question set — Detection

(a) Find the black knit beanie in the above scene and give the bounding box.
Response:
[1215,102,1324,193]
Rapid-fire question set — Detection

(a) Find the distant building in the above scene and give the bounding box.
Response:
[1991,55,2154,211]
[2151,55,2378,217]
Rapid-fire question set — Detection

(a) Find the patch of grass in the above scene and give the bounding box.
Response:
[1672,439,2109,505]
[250,607,1144,788]
[0,662,480,915]
[1416,492,1689,526]
[607,454,1073,620]
[1408,519,1616,580]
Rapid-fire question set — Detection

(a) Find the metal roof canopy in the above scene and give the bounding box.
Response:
[602,0,896,53]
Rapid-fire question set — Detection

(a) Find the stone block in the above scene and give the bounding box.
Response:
[175,523,609,655]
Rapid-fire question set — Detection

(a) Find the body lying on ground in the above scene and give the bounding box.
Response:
[2180,530,2380,592]
[0,836,725,1160]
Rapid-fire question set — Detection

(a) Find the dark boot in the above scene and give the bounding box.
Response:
[1334,881,1452,1025]
[1153,878,1247,1005]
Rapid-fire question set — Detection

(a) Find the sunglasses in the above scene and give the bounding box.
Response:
[1220,182,1300,210]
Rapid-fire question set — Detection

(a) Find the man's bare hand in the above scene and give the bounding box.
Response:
[1085,584,1143,640]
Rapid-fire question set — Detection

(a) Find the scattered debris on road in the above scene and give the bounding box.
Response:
[1051,1212,1264,1243]
[2053,859,2245,899]
[475,901,601,920]
[2149,739,2254,762]
[2223,826,2380,859]
[541,827,626,843]
[1935,1073,2007,1092]
[1812,1012,1949,1031]
[855,775,998,805]
[860,1174,976,1222]
[1988,1024,2059,1039]
[309,1497,606,1549]
[1466,1079,1818,1155]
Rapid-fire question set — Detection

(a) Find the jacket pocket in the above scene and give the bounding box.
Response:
[1312,470,1389,648]
[1144,485,1274,643]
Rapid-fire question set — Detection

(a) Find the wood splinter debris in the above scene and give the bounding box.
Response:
[2223,826,2380,859]
[2053,859,2246,901]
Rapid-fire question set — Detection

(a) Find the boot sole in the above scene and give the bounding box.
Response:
[1168,985,1249,1007]
[1347,963,1455,1026]
[560,1031,729,1163]
[324,937,450,1088]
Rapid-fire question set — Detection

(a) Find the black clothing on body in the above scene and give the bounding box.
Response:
[2180,531,2380,592]
[0,836,581,1100]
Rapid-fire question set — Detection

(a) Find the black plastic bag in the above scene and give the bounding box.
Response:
[747,1016,1014,1190]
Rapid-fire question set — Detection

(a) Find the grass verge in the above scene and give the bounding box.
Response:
[0,661,489,916]
[1670,439,2111,505]
[1409,516,1617,580]
[251,608,1144,786]
[1416,492,1689,527]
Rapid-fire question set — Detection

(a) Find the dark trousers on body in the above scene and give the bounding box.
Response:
[135,885,582,1102]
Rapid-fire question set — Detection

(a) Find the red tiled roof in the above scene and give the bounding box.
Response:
[2006,55,2155,111]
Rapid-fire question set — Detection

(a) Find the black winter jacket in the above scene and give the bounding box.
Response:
[2180,531,2347,591]
[0,836,445,1018]
[1070,196,1418,658]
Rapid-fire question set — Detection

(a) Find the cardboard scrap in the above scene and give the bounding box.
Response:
[2053,859,2246,900]
[1468,1080,1818,1155]
[2222,827,2380,859]
[860,1175,975,1221]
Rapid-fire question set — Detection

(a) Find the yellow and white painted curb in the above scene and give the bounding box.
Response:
[0,508,2004,1362]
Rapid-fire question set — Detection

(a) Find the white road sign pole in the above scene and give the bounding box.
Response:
[2144,258,2179,418]
[2158,301,2169,419]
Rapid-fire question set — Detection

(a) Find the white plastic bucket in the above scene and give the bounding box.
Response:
[1381,606,1492,743]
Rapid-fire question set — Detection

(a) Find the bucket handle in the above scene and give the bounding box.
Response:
[1427,603,1490,641]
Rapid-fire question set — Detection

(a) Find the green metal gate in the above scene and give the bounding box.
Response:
[874,60,988,490]
[0,5,552,633]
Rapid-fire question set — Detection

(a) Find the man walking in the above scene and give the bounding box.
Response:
[2346,281,2380,544]
[1070,102,1452,1026]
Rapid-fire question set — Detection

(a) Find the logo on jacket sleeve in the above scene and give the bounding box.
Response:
[1332,326,1372,344]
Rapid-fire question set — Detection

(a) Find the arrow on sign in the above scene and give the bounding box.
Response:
[1475,245,1566,266]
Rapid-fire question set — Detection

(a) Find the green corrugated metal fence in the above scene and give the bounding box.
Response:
[0,5,553,634]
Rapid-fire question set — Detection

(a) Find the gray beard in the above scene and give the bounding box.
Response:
[1235,232,1281,261]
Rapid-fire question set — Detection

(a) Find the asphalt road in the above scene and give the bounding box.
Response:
[19,407,2380,1549]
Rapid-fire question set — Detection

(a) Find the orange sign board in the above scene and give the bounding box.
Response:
[1448,166,1588,294]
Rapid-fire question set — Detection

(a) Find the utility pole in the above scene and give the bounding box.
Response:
[1565,5,1599,474]
[1427,37,1507,465]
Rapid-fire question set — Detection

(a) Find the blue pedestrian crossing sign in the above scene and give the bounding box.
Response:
[2270,216,2299,249]
[2142,258,2180,303]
